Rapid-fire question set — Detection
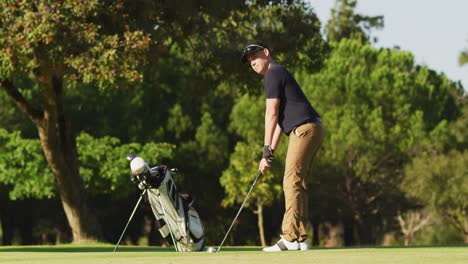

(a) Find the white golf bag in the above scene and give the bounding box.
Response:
[128,155,204,252]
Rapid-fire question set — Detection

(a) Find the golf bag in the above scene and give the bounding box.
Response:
[128,154,204,252]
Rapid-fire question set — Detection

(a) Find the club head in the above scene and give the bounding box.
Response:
[127,153,137,161]
[206,247,218,253]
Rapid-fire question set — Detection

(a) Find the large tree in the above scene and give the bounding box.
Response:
[0,0,328,244]
[402,92,468,244]
[0,1,151,241]
[403,150,468,244]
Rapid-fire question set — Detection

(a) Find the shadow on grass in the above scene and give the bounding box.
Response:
[314,244,468,250]
[1,244,465,253]
[0,245,262,253]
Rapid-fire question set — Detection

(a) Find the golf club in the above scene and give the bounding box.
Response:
[113,189,147,252]
[214,171,262,253]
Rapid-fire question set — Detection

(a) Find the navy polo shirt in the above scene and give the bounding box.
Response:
[264,64,320,135]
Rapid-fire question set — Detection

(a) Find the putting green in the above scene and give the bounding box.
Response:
[0,244,467,264]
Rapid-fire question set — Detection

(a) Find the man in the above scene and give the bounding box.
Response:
[241,41,324,252]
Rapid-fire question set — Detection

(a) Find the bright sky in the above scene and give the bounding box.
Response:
[307,0,468,91]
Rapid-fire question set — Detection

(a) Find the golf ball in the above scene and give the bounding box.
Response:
[207,247,216,253]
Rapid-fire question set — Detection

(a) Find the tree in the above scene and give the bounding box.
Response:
[0,0,329,245]
[448,96,468,150]
[176,110,229,207]
[76,133,175,197]
[326,0,384,43]
[221,94,284,246]
[151,0,327,244]
[0,129,54,199]
[0,128,174,243]
[0,1,152,241]
[397,209,431,246]
[403,151,468,244]
[297,39,463,245]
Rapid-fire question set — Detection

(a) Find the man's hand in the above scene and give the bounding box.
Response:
[262,145,274,163]
[260,145,274,174]
[259,158,271,174]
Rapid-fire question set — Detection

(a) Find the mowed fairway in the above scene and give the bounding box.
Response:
[0,244,467,264]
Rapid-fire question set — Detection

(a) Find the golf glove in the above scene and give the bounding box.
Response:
[263,145,274,163]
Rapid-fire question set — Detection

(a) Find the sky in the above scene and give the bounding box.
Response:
[307,0,468,90]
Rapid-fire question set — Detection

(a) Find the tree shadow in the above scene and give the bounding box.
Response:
[0,245,262,253]
[0,246,170,253]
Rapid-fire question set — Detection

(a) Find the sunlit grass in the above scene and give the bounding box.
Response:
[0,244,467,264]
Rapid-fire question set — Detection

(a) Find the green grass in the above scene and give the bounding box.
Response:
[0,244,467,264]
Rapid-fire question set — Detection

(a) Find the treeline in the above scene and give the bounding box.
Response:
[0,0,466,246]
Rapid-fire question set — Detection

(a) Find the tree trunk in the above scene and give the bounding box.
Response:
[404,235,410,246]
[356,219,374,245]
[18,200,35,245]
[312,217,319,246]
[0,189,14,245]
[256,203,266,247]
[464,216,468,244]
[1,75,102,242]
[0,213,13,245]
[323,222,339,247]
[343,218,355,246]
[147,217,159,246]
[36,75,102,242]
[397,210,431,247]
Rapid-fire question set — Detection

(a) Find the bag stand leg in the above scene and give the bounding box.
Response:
[113,189,147,252]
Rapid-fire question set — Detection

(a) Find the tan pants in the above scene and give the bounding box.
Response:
[282,121,324,242]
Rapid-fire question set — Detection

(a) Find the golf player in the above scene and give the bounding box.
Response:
[241,40,324,252]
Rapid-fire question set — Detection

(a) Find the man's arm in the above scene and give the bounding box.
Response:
[264,98,280,146]
[271,123,282,151]
[259,98,280,173]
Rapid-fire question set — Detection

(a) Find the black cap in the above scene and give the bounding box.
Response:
[241,40,269,64]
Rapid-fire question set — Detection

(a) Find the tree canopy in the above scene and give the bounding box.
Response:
[297,38,463,244]
[326,0,384,43]
[0,0,466,247]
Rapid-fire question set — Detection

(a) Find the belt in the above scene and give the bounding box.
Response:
[297,117,321,127]
[292,117,321,136]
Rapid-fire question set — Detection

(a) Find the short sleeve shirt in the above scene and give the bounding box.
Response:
[264,64,320,135]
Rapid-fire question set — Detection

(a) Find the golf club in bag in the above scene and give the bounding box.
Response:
[114,154,205,252]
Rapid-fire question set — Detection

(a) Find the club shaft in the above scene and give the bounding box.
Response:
[113,189,147,252]
[217,171,262,253]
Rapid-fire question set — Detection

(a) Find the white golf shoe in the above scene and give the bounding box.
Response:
[298,239,310,250]
[262,236,299,252]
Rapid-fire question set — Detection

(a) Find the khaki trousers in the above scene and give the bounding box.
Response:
[282,121,324,242]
